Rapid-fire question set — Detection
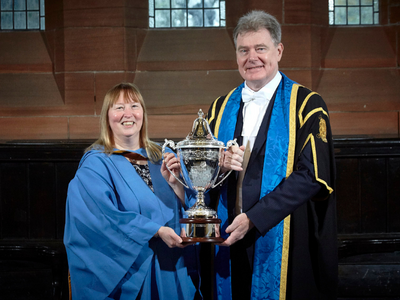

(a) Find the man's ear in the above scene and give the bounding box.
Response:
[277,43,284,62]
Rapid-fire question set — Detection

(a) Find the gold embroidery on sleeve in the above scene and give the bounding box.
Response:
[316,115,328,143]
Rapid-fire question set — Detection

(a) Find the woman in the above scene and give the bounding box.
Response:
[64,82,200,299]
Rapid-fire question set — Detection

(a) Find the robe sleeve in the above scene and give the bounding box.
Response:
[64,153,164,299]
[246,90,335,236]
[246,143,323,235]
[296,90,335,197]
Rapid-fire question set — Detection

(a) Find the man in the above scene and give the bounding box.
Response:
[207,10,337,300]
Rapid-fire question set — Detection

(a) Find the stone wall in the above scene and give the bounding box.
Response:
[0,0,399,141]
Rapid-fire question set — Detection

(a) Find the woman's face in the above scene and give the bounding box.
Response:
[108,92,143,150]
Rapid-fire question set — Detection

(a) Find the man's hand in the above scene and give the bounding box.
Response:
[220,145,245,174]
[219,213,254,246]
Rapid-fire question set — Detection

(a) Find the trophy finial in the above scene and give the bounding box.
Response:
[198,109,204,119]
[189,109,212,139]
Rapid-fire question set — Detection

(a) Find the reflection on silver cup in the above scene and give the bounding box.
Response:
[162,109,237,243]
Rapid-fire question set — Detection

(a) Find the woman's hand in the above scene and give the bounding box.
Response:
[161,152,181,185]
[156,226,184,248]
[161,152,185,204]
[219,145,245,174]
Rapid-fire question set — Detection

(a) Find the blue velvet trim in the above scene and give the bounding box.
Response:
[251,73,295,300]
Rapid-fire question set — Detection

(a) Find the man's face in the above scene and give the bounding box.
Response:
[236,28,283,91]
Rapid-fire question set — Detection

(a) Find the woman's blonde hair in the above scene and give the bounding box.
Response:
[87,82,162,163]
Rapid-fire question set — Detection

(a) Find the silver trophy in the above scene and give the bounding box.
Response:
[162,109,237,243]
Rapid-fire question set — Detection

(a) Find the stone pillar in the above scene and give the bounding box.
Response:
[46,0,149,139]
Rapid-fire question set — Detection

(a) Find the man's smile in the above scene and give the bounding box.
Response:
[245,65,264,72]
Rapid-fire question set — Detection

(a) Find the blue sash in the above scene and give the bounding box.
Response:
[214,73,298,300]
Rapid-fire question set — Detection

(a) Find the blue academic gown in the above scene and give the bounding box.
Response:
[64,147,198,300]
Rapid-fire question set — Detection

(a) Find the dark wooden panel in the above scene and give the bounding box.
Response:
[0,260,54,299]
[360,158,387,233]
[29,163,56,239]
[336,158,360,234]
[333,138,400,157]
[339,262,400,297]
[55,162,79,239]
[0,242,68,300]
[0,141,89,240]
[0,163,28,239]
[0,138,399,300]
[0,141,90,161]
[388,157,400,232]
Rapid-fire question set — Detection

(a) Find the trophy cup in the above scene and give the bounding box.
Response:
[162,109,237,243]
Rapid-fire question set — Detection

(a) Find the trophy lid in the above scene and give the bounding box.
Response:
[176,109,224,148]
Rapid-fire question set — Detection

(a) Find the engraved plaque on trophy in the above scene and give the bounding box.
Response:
[162,109,237,243]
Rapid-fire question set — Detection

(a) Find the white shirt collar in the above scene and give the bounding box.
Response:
[243,71,282,102]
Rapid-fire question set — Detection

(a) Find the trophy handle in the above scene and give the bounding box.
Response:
[162,139,189,189]
[212,138,239,188]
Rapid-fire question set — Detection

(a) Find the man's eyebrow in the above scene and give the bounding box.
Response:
[255,43,268,48]
[237,43,268,50]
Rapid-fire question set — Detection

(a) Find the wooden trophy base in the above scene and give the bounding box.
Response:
[180,218,224,243]
[181,236,225,243]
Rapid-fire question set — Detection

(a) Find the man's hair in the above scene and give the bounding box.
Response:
[233,10,282,47]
